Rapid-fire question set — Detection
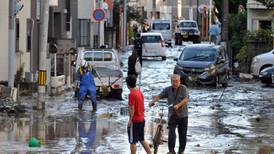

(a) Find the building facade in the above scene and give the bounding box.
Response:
[0,0,32,82]
[247,0,274,32]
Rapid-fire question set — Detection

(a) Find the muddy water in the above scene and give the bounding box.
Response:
[0,46,274,153]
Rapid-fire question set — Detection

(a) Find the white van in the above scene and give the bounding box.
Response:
[141,32,167,60]
[150,19,172,47]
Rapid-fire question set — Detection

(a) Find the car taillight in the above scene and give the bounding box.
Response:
[161,40,164,47]
[112,84,120,89]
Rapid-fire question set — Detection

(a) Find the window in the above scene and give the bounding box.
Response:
[142,35,162,43]
[93,52,103,61]
[259,20,271,30]
[104,52,112,61]
[182,48,216,62]
[152,23,170,30]
[26,19,32,52]
[180,22,197,28]
[65,0,70,31]
[156,11,160,19]
[15,18,19,52]
[84,52,94,61]
[79,19,90,46]
[83,52,113,62]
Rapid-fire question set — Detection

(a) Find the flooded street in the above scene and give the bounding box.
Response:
[0,46,274,154]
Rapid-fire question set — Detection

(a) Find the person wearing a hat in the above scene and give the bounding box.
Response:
[76,61,97,111]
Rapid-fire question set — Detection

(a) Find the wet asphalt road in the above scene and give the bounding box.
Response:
[0,44,274,154]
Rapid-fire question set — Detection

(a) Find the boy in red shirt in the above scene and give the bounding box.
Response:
[126,75,151,154]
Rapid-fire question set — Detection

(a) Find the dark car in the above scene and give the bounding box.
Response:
[175,20,201,45]
[173,44,229,87]
[259,66,274,85]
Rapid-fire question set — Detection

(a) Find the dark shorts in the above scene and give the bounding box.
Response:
[127,121,145,144]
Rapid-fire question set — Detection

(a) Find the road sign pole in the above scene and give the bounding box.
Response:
[122,0,127,51]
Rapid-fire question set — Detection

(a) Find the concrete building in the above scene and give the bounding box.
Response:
[135,0,212,30]
[0,0,32,82]
[247,0,274,32]
[0,0,114,84]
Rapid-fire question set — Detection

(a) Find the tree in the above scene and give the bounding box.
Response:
[213,0,247,14]
[256,0,274,8]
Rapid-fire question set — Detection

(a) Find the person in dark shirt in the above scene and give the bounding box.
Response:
[128,49,140,77]
[149,74,189,154]
[133,33,143,66]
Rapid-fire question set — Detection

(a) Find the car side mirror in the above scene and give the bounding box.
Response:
[174,58,178,61]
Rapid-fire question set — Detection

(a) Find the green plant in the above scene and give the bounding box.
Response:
[128,25,134,44]
[15,64,24,83]
[236,45,249,62]
[246,29,273,41]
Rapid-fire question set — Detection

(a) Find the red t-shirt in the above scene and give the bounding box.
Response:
[128,88,145,122]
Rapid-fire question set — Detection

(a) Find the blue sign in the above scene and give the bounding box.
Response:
[93,9,105,22]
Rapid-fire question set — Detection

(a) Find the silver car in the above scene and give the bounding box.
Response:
[141,32,167,60]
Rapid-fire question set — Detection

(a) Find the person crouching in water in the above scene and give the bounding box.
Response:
[126,75,151,154]
[76,61,97,111]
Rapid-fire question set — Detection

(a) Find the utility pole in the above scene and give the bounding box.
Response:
[222,0,229,43]
[196,0,199,25]
[8,0,16,88]
[222,0,230,68]
[209,0,212,27]
[152,0,156,19]
[38,0,49,110]
[99,0,104,46]
[121,0,127,50]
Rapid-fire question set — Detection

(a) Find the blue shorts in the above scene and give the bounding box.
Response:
[127,121,145,144]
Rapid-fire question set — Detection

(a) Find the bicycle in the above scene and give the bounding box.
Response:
[152,102,170,154]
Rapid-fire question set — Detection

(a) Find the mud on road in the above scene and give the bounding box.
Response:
[0,47,273,154]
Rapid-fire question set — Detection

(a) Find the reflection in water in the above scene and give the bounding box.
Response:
[75,111,96,153]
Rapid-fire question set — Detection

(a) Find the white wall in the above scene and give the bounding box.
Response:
[247,0,274,31]
[16,0,31,76]
[0,1,9,81]
[78,0,95,19]
[247,8,274,31]
[0,1,31,81]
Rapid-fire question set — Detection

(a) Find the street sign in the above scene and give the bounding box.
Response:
[93,8,106,22]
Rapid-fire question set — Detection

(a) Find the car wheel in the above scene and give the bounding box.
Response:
[110,89,122,100]
[161,56,166,60]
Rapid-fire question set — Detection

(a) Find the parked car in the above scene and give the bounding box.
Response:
[175,20,201,45]
[259,66,274,85]
[141,32,167,60]
[150,19,172,47]
[251,49,274,77]
[173,44,229,87]
[76,48,123,99]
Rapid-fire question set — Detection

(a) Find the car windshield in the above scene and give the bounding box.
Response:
[84,52,113,61]
[152,23,170,30]
[181,47,216,62]
[180,22,196,28]
[142,35,162,43]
